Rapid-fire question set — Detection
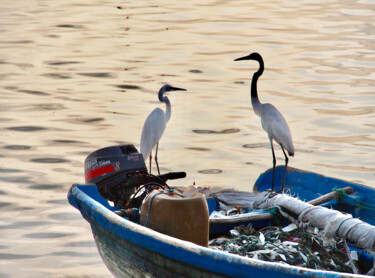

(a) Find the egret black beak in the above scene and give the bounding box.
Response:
[234,55,251,61]
[171,86,187,92]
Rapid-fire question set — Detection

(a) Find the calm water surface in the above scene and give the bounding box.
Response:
[0,0,374,277]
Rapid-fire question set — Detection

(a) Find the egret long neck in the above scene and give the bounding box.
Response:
[158,90,171,123]
[164,97,171,123]
[251,59,264,116]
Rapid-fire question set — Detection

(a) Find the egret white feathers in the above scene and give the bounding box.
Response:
[140,108,166,160]
[139,84,186,175]
[235,52,294,192]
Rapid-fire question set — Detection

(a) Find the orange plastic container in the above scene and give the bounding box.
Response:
[140,187,209,246]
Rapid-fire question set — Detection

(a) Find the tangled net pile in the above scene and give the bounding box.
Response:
[209,225,357,274]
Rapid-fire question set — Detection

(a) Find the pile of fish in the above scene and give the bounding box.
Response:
[209,224,357,274]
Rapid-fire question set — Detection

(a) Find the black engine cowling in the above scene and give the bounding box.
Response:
[84,145,148,207]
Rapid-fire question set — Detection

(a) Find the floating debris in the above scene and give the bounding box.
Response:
[209,225,356,274]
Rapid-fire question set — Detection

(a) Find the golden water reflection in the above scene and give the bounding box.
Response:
[0,0,374,277]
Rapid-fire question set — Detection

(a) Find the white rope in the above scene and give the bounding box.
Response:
[253,193,375,252]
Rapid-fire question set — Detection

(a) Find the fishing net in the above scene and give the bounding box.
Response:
[209,224,373,275]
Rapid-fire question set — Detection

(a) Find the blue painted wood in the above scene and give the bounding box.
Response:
[68,167,375,278]
[255,166,375,225]
[206,197,218,215]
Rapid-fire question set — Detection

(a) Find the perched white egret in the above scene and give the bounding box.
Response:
[235,53,294,192]
[140,84,186,175]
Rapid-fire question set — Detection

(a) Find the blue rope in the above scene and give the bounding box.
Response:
[144,189,184,227]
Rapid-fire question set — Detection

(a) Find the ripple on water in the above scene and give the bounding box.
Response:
[0,202,12,208]
[78,72,115,78]
[48,212,82,221]
[49,251,99,258]
[114,84,142,90]
[3,86,18,91]
[50,139,86,145]
[44,34,60,39]
[189,69,203,73]
[41,73,72,79]
[46,199,69,206]
[23,232,75,239]
[198,169,223,174]
[0,253,41,260]
[63,240,97,248]
[55,24,83,29]
[185,147,212,151]
[0,118,13,124]
[74,117,105,124]
[52,168,71,173]
[0,40,34,45]
[30,158,70,163]
[6,126,47,132]
[242,143,269,149]
[28,184,64,190]
[0,168,22,173]
[0,221,50,230]
[3,145,32,150]
[18,89,50,96]
[0,176,33,184]
[32,103,66,111]
[192,128,240,134]
[45,61,81,66]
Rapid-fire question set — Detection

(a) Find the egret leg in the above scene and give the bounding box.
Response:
[149,151,152,176]
[279,146,289,193]
[269,138,276,192]
[155,142,161,175]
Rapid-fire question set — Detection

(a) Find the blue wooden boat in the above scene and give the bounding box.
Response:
[68,166,375,277]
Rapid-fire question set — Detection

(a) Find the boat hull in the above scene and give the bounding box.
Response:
[91,223,229,278]
[68,167,372,278]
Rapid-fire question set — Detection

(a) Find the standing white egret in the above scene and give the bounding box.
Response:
[140,84,186,175]
[234,53,294,192]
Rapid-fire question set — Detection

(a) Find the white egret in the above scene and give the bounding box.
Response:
[235,53,294,192]
[140,84,186,175]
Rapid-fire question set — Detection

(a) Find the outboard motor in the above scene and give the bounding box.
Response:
[84,144,186,208]
[85,145,149,207]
